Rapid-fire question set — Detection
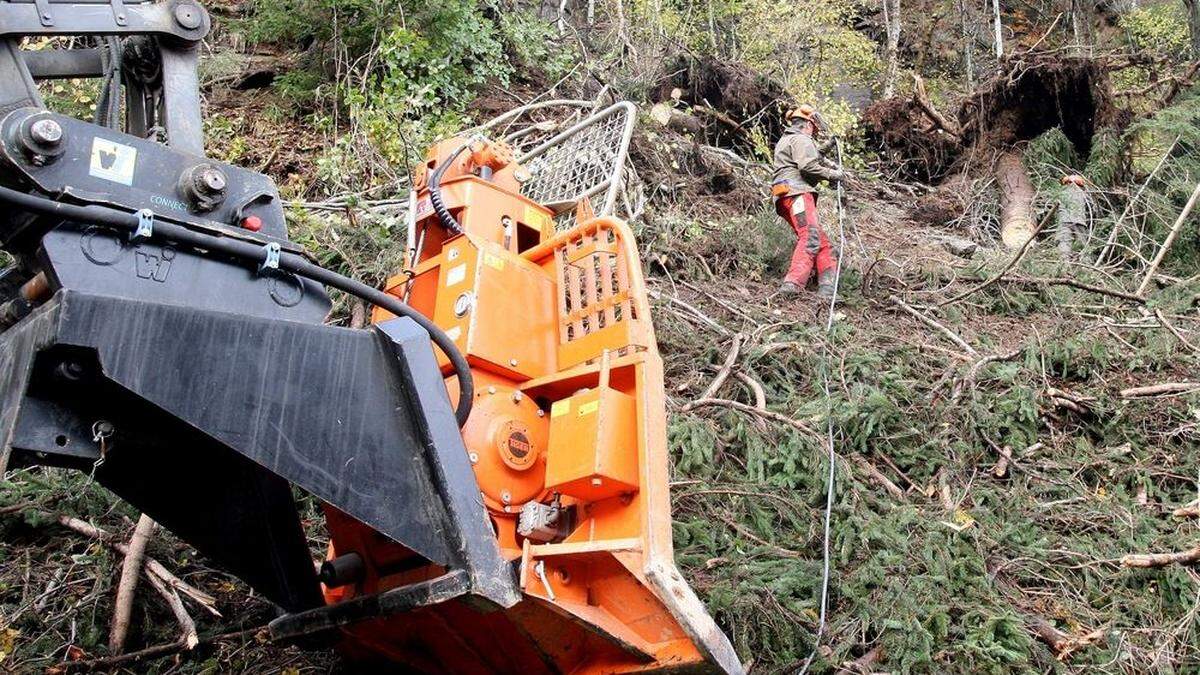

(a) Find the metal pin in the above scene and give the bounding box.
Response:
[535,561,556,601]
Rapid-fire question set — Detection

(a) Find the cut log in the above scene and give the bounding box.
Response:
[650,103,703,135]
[996,151,1038,249]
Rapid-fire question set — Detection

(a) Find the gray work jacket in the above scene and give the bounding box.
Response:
[1059,183,1087,225]
[770,125,840,196]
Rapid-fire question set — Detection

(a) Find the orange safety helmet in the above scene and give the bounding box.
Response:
[786,104,818,123]
[1061,174,1085,186]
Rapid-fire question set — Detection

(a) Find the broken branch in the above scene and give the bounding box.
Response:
[911,74,960,138]
[686,398,821,437]
[1136,181,1200,296]
[58,625,264,672]
[1121,545,1200,568]
[54,514,220,616]
[143,566,200,650]
[109,514,158,654]
[1155,309,1200,353]
[1003,277,1145,304]
[683,333,744,411]
[890,295,978,355]
[1120,383,1200,398]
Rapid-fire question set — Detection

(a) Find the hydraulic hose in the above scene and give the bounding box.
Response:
[427,140,474,236]
[0,185,475,426]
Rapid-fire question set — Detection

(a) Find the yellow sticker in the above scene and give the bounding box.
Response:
[524,206,553,233]
[484,252,506,271]
[578,400,600,417]
[551,400,571,418]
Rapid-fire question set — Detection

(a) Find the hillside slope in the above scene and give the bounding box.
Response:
[3,1,1200,673]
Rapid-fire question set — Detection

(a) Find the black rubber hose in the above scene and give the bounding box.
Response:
[0,185,475,426]
[94,37,122,129]
[427,141,472,235]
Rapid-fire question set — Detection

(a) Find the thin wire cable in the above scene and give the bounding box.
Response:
[796,139,846,675]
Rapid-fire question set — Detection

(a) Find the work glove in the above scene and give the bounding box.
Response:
[828,169,848,184]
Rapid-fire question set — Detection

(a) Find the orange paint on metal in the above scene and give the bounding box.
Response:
[325,137,739,673]
[545,386,639,502]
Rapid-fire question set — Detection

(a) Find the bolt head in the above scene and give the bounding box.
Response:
[198,167,227,194]
[174,5,203,29]
[30,119,63,146]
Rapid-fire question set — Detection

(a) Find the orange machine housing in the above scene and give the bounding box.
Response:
[327,137,742,674]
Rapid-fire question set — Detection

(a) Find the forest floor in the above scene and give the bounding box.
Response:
[3,36,1200,675]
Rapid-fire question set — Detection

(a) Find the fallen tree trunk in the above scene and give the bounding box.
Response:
[996,151,1037,249]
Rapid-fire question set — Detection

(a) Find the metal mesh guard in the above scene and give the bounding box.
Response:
[518,102,636,231]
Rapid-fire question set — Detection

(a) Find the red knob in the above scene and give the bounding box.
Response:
[241,215,263,232]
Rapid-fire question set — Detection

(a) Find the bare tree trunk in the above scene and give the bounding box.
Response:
[997,151,1037,248]
[992,0,1004,59]
[1071,0,1093,48]
[882,0,902,97]
[1184,0,1200,56]
[959,0,974,87]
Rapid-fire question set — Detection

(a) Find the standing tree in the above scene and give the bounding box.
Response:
[882,0,902,96]
[1184,0,1200,55]
[992,0,1004,58]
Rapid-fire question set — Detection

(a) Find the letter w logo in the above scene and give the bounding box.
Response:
[135,247,176,283]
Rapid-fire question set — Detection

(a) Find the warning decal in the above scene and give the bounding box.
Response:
[89,137,137,186]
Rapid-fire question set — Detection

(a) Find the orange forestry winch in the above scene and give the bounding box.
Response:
[319,136,743,673]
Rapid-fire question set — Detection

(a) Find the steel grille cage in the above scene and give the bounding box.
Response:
[512,102,641,231]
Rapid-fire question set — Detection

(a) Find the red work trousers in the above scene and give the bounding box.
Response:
[775,193,836,286]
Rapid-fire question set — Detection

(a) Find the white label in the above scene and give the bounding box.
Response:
[445,326,462,341]
[416,197,434,219]
[89,137,137,186]
[446,264,467,287]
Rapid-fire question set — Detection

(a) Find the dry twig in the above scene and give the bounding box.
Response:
[143,568,199,649]
[890,295,978,356]
[1122,546,1200,568]
[853,455,906,500]
[1137,181,1200,296]
[951,348,1023,402]
[54,514,220,616]
[686,398,820,437]
[56,626,264,673]
[648,289,731,335]
[1154,309,1199,353]
[109,514,158,654]
[1120,383,1200,399]
[1003,276,1144,303]
[683,334,744,411]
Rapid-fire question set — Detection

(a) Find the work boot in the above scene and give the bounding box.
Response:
[816,270,838,300]
[777,281,803,296]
